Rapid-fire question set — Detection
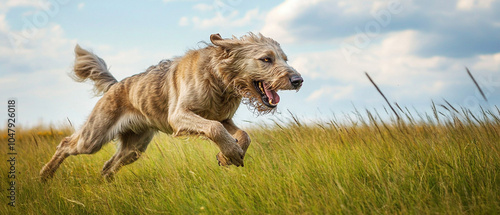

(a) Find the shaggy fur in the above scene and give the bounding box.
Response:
[40,32,303,181]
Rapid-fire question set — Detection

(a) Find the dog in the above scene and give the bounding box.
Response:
[40,32,303,181]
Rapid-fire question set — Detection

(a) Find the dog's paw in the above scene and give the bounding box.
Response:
[101,171,115,182]
[39,165,54,183]
[220,144,244,167]
[216,152,231,166]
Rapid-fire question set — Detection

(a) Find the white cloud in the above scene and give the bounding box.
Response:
[0,23,76,74]
[184,8,264,29]
[193,3,213,11]
[103,49,169,80]
[77,2,85,10]
[292,30,500,104]
[178,16,189,26]
[230,8,261,27]
[261,0,407,43]
[0,0,44,12]
[307,85,354,102]
[474,53,500,72]
[260,0,308,43]
[0,14,7,32]
[456,0,495,10]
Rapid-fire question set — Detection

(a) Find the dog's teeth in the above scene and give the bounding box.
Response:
[269,99,275,105]
[259,82,264,92]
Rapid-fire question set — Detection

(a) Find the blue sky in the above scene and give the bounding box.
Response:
[1,0,499,129]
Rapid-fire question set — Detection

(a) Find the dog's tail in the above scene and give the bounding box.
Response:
[72,44,118,95]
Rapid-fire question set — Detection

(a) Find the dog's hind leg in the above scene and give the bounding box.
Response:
[39,135,77,182]
[39,127,113,182]
[216,119,251,166]
[101,129,154,181]
[40,103,120,182]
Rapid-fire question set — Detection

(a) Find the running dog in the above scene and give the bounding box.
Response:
[40,32,303,181]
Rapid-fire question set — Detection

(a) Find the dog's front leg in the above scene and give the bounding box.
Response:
[169,111,244,166]
[216,119,251,166]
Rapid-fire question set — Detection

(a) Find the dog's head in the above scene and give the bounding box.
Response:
[210,32,303,114]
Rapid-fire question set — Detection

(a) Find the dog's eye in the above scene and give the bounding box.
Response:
[260,57,272,63]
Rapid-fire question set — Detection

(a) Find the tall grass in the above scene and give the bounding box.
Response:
[1,106,499,214]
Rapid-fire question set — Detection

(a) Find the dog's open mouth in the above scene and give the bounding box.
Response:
[253,81,280,108]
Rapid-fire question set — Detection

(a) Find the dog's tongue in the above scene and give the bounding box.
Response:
[263,83,280,105]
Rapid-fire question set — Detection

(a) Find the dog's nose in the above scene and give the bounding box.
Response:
[290,75,303,88]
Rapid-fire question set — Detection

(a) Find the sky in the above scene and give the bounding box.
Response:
[0,0,499,129]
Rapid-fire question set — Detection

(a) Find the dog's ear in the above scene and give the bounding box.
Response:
[210,33,240,49]
[210,33,223,43]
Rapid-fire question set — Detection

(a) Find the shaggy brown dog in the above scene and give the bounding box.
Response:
[40,33,303,181]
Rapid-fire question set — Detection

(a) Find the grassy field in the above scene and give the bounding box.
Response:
[1,107,499,214]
